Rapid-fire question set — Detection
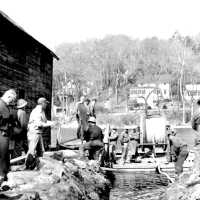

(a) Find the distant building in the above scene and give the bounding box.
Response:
[0,11,58,148]
[129,82,171,108]
[137,83,171,100]
[129,87,162,108]
[184,84,200,101]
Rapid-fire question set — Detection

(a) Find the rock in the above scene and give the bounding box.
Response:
[164,146,200,200]
[73,159,87,169]
[2,151,110,200]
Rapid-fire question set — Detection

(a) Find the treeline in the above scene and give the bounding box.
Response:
[53,32,200,103]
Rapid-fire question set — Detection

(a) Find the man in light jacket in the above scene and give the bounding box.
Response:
[26,97,54,169]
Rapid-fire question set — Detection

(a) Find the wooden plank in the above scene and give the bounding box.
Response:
[10,155,26,164]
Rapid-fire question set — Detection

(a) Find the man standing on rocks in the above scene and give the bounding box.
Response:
[167,128,189,177]
[26,97,54,169]
[81,116,104,160]
[0,89,17,185]
[187,99,200,185]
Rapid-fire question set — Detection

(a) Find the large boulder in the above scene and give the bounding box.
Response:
[2,150,110,200]
[161,147,200,200]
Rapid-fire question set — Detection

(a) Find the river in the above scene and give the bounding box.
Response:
[109,172,169,200]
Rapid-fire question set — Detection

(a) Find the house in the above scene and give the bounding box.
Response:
[129,74,172,108]
[0,11,58,147]
[184,84,200,102]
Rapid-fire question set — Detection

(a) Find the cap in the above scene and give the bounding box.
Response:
[17,99,27,109]
[37,97,49,105]
[88,116,96,123]
[167,127,176,136]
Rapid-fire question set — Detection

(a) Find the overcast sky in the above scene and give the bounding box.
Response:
[1,0,200,50]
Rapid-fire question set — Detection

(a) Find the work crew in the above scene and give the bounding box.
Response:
[0,89,17,185]
[167,128,189,176]
[81,116,104,160]
[119,129,130,164]
[76,96,89,141]
[26,97,54,169]
[127,127,140,163]
[11,99,28,158]
[108,128,119,164]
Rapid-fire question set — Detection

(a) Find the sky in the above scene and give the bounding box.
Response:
[1,0,200,51]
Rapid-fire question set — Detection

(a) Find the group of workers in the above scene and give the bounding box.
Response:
[1,89,200,186]
[75,95,200,180]
[76,95,141,164]
[167,98,200,178]
[0,89,54,187]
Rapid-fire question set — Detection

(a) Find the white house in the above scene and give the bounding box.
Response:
[137,83,170,100]
[184,84,200,102]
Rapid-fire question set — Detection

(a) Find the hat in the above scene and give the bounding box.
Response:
[17,99,27,109]
[88,116,96,123]
[37,97,49,105]
[167,127,176,137]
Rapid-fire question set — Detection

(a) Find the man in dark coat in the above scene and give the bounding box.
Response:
[81,117,104,159]
[11,99,28,158]
[0,89,17,185]
[168,128,189,176]
[76,96,89,141]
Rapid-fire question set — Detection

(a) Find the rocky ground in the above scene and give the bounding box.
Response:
[160,148,200,200]
[0,150,110,200]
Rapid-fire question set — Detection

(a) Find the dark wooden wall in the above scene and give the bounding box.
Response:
[0,14,55,148]
[0,15,53,119]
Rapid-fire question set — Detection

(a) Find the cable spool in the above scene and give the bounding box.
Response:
[145,116,167,144]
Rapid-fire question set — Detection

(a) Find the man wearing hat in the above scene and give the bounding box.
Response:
[26,97,54,169]
[108,127,119,164]
[76,96,89,141]
[81,116,104,159]
[167,128,189,177]
[119,129,130,164]
[11,99,28,158]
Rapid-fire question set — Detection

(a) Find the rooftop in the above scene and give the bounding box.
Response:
[0,10,59,60]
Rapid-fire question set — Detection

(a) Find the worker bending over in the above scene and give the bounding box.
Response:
[167,128,189,177]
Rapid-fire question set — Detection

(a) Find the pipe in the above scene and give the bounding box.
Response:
[151,155,174,183]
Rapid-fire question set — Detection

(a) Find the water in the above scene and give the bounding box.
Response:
[109,172,169,200]
[108,127,195,200]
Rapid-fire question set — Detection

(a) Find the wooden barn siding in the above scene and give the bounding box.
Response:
[0,39,53,113]
[0,19,54,148]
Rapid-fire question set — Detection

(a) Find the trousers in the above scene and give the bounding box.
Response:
[175,145,189,175]
[81,140,104,160]
[0,132,9,180]
[27,131,45,157]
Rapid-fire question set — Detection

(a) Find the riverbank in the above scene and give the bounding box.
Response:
[160,146,200,200]
[1,150,110,200]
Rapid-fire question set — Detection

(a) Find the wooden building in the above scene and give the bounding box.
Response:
[0,11,58,148]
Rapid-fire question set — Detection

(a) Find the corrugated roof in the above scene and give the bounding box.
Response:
[0,10,59,60]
